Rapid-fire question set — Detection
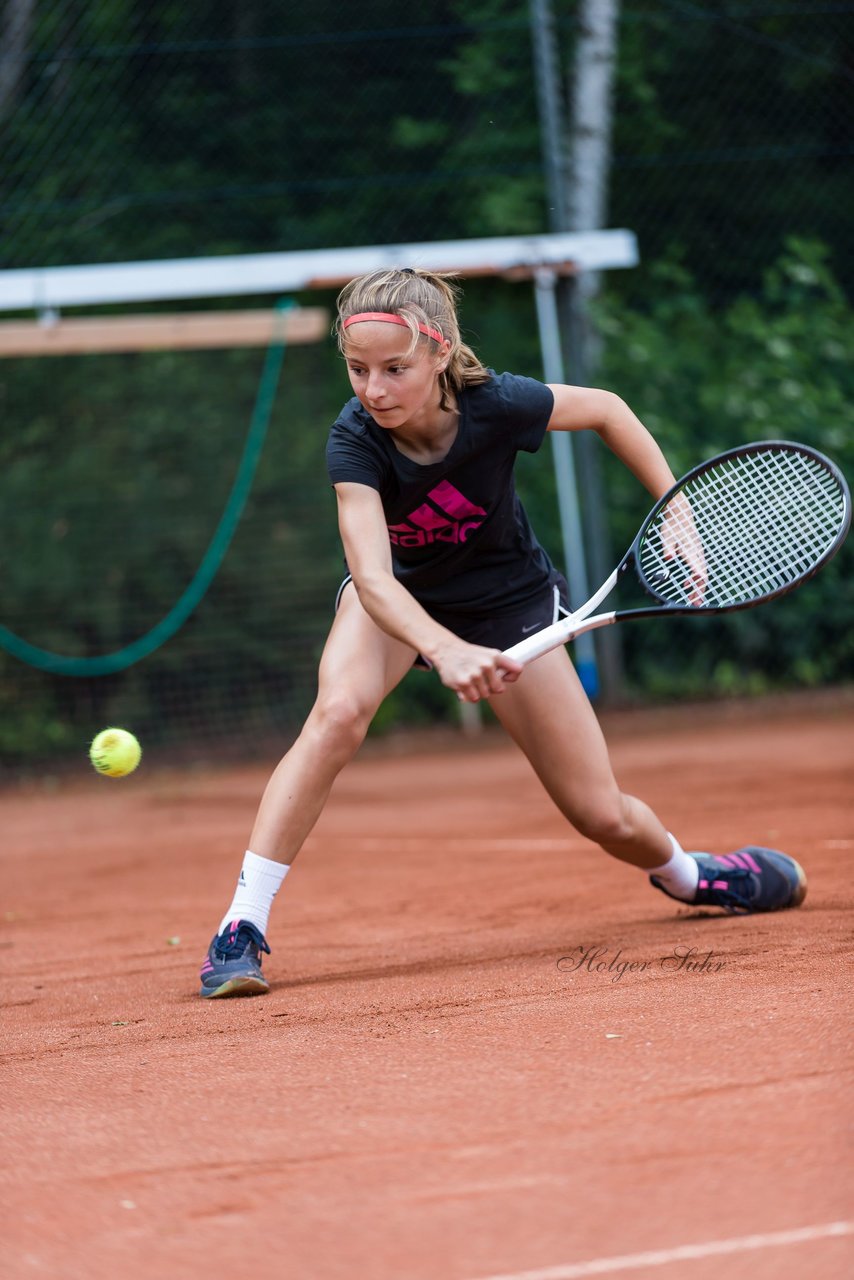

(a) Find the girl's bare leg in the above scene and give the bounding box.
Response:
[488,647,672,870]
[248,584,418,863]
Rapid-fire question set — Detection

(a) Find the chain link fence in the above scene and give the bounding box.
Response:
[1,0,852,767]
[3,3,852,289]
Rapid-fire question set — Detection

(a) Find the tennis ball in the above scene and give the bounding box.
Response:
[89,727,142,778]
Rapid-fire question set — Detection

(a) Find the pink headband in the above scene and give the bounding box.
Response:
[342,311,445,345]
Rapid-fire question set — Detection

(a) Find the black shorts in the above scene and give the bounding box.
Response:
[335,575,570,670]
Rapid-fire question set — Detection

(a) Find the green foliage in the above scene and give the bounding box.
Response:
[609,6,854,304]
[0,2,545,268]
[592,238,854,698]
[0,329,348,763]
[8,3,850,298]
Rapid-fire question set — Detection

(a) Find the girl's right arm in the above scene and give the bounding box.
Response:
[334,482,522,701]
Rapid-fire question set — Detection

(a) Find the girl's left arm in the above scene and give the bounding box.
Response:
[548,385,707,601]
[547,384,676,501]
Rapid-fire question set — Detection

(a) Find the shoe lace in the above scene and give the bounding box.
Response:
[216,920,271,958]
[702,865,754,914]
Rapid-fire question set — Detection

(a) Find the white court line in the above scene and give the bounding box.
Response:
[470,1221,854,1280]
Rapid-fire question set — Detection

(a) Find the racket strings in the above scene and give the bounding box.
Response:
[640,448,846,608]
[684,453,841,603]
[691,454,836,598]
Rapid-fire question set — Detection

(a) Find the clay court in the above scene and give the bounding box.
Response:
[3,692,852,1279]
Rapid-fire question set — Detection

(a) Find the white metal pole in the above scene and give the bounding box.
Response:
[533,267,599,697]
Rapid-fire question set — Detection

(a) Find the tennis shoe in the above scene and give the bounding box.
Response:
[199,919,271,998]
[651,847,807,914]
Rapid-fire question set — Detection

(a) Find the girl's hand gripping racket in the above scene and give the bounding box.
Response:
[504,441,851,667]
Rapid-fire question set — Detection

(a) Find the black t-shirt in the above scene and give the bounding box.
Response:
[325,371,560,616]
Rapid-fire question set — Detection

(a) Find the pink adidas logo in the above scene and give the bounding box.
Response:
[388,480,487,548]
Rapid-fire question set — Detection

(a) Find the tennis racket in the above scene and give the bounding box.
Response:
[504,440,851,667]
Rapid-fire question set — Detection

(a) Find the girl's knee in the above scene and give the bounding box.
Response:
[309,690,374,755]
[571,794,631,846]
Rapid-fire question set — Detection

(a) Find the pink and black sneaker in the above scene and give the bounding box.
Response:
[199,919,271,998]
[651,847,807,914]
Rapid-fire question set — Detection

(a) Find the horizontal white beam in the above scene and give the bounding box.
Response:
[0,307,329,356]
[0,231,638,313]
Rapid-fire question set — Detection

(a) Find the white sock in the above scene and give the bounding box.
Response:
[647,833,700,902]
[218,850,289,937]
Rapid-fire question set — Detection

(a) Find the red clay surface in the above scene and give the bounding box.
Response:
[3,692,853,1280]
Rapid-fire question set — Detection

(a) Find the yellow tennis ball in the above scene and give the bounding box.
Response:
[89,727,142,778]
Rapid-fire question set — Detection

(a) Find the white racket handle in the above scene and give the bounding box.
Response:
[504,611,616,666]
[504,567,622,666]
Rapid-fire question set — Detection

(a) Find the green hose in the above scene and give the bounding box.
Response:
[0,300,293,676]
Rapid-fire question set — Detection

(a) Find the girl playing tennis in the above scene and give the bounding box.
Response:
[199,267,806,998]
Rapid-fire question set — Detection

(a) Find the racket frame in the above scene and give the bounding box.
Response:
[504,440,851,667]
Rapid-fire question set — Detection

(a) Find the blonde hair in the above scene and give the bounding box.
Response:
[335,268,491,412]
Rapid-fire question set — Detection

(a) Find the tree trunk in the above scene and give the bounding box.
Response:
[568,0,620,244]
[566,0,624,699]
